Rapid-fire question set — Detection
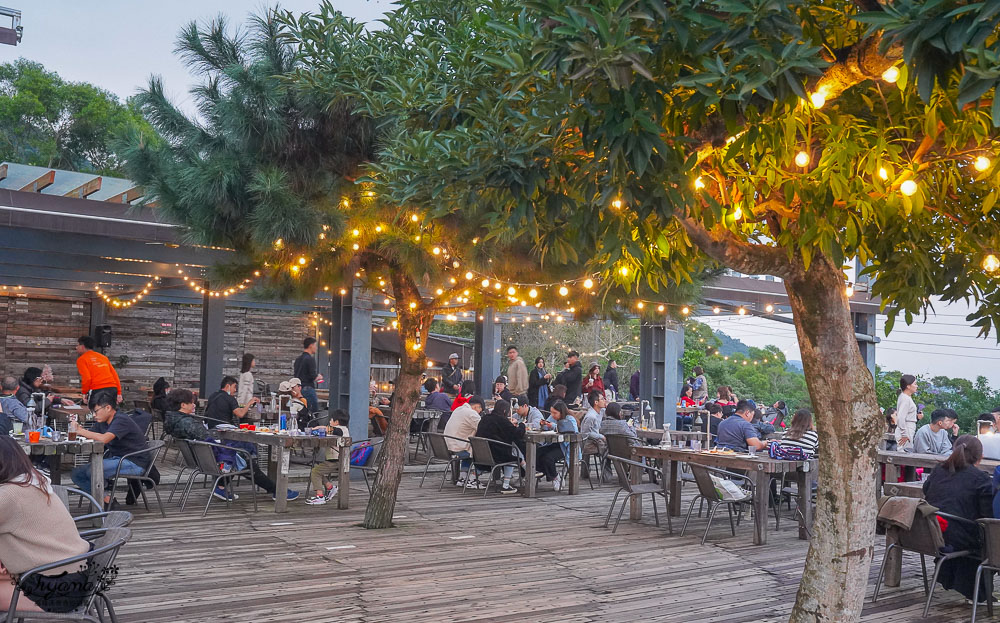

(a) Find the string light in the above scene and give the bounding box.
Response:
[612,199,623,209]
[794,151,810,167]
[732,207,743,221]
[765,304,774,313]
[878,167,888,181]
[881,66,899,83]
[975,156,991,172]
[558,286,569,297]
[845,283,855,297]
[809,89,826,109]
[681,306,690,315]
[984,254,1000,273]
[693,176,706,190]
[900,179,918,196]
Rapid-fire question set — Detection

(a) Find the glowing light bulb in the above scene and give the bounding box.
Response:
[984,254,1000,272]
[558,286,569,296]
[409,301,416,309]
[636,301,644,310]
[975,156,991,172]
[620,266,629,276]
[583,278,594,289]
[432,247,441,255]
[738,307,746,316]
[375,225,383,233]
[713,306,720,314]
[765,303,774,313]
[657,304,665,312]
[481,279,490,288]
[795,151,810,167]
[732,207,743,221]
[410,214,419,222]
[681,306,690,315]
[612,199,623,209]
[465,272,473,280]
[528,288,538,299]
[845,283,855,297]
[493,282,501,290]
[881,66,899,83]
[900,179,918,196]
[507,286,516,295]
[694,176,705,190]
[809,90,826,109]
[878,167,888,181]
[351,229,360,237]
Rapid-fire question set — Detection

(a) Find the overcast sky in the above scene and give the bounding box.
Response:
[11,2,1000,387]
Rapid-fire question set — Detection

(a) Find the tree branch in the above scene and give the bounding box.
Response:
[677,215,791,277]
[810,34,901,104]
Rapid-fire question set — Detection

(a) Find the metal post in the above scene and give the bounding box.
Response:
[473,308,500,395]
[638,321,684,428]
[89,296,106,353]
[315,321,331,391]
[199,287,225,397]
[854,312,876,376]
[329,286,372,444]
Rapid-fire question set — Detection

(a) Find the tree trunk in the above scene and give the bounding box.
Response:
[784,256,882,623]
[362,277,432,529]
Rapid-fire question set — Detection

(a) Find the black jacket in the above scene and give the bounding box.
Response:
[528,368,549,407]
[603,367,620,394]
[562,362,584,405]
[15,381,53,411]
[441,364,463,394]
[293,352,318,388]
[474,412,525,465]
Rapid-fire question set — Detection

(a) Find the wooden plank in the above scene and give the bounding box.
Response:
[17,169,55,192]
[63,176,102,199]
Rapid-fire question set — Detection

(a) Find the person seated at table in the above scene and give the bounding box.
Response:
[71,393,150,510]
[204,376,259,428]
[537,400,580,491]
[715,400,766,453]
[513,395,544,429]
[599,402,641,447]
[444,395,485,488]
[751,407,776,437]
[922,435,993,603]
[151,377,170,413]
[492,376,513,402]
[369,405,389,436]
[423,378,453,412]
[16,368,73,413]
[450,380,478,410]
[473,399,523,494]
[281,377,313,430]
[777,408,818,455]
[714,385,737,416]
[0,436,92,614]
[580,390,607,479]
[162,388,209,441]
[913,409,957,456]
[0,376,27,426]
[706,402,724,437]
[306,409,350,505]
[977,414,1000,460]
[543,384,567,412]
[676,384,697,430]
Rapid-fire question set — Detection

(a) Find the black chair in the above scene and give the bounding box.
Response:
[167,439,204,504]
[306,414,331,428]
[183,440,258,517]
[350,439,384,492]
[972,518,1000,622]
[106,440,166,518]
[4,527,131,623]
[128,409,153,439]
[466,436,521,498]
[420,432,466,490]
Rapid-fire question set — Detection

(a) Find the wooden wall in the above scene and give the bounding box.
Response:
[0,294,316,398]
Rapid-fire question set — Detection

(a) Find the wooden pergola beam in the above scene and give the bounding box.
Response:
[64,176,102,199]
[17,170,55,193]
[106,186,144,204]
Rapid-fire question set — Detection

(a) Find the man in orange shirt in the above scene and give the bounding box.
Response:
[76,335,122,408]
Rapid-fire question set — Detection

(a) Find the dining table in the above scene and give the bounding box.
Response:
[18,436,106,502]
[521,430,582,498]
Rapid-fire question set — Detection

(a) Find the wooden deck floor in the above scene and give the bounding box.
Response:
[77,459,976,622]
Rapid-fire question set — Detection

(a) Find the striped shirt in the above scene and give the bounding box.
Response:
[778,430,819,455]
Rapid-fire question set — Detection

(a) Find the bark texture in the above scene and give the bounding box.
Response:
[783,255,882,623]
[362,271,433,529]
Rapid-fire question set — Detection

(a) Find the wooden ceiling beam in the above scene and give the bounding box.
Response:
[64,176,102,199]
[17,170,55,193]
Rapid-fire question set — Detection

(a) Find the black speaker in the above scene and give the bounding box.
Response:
[94,325,112,348]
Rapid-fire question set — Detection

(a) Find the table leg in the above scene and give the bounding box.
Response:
[524,440,537,498]
[752,469,769,545]
[629,452,643,520]
[267,446,278,483]
[883,460,899,487]
[884,531,902,587]
[49,453,63,485]
[567,438,580,495]
[91,450,104,504]
[668,459,681,516]
[337,446,350,510]
[796,466,816,540]
[274,445,289,513]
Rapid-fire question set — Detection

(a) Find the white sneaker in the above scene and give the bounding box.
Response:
[306,495,327,505]
[456,478,467,487]
[553,477,562,491]
[325,486,338,500]
[469,480,488,490]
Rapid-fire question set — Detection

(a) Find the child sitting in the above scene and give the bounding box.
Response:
[306,409,350,505]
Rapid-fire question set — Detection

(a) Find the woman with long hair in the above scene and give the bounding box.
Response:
[921,435,993,602]
[237,354,256,407]
[543,384,568,412]
[676,384,697,429]
[528,357,552,407]
[151,377,170,413]
[778,409,819,454]
[0,436,90,613]
[473,399,524,494]
[715,385,737,416]
[582,364,604,396]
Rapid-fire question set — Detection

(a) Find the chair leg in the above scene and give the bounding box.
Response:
[662,493,673,534]
[438,461,452,492]
[167,467,188,503]
[650,493,660,528]
[727,504,736,536]
[702,502,720,545]
[920,554,929,595]
[604,489,623,528]
[139,487,151,512]
[150,485,166,518]
[987,570,995,618]
[203,476,225,518]
[680,496,701,537]
[923,557,946,617]
[419,454,433,488]
[872,543,895,603]
[972,564,984,623]
[101,592,119,623]
[612,494,633,534]
[482,468,496,498]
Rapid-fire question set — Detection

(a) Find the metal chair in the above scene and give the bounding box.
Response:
[605,456,673,534]
[466,436,521,498]
[306,414,331,428]
[106,440,166,518]
[581,443,605,488]
[409,410,440,460]
[167,439,204,504]
[183,440,258,517]
[4,527,131,623]
[350,439,384,492]
[972,518,1000,622]
[872,503,980,617]
[680,464,754,545]
[605,433,638,459]
[52,485,101,514]
[420,432,466,490]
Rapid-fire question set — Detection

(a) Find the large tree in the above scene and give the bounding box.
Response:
[331,0,1000,620]
[0,59,145,174]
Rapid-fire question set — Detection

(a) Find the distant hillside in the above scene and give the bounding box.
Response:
[713,330,751,357]
[786,360,804,373]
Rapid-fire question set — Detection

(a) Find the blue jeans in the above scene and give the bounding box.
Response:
[71,458,144,496]
[457,450,471,471]
[301,386,319,413]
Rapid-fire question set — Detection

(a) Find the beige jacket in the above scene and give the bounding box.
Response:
[507,357,529,396]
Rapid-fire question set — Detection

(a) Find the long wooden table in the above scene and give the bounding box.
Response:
[48,405,91,427]
[214,429,351,513]
[635,428,708,447]
[522,431,581,498]
[631,446,817,545]
[19,437,106,502]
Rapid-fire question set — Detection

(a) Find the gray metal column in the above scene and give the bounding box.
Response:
[315,321,331,391]
[198,288,225,397]
[854,312,876,376]
[638,321,684,428]
[329,286,372,444]
[89,296,106,353]
[473,308,501,395]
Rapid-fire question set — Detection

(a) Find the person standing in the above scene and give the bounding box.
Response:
[293,337,323,413]
[237,353,256,409]
[582,364,604,399]
[528,357,552,407]
[689,366,708,402]
[75,335,121,408]
[441,353,464,395]
[561,350,583,405]
[505,347,528,397]
[629,370,640,401]
[603,360,620,399]
[895,374,919,452]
